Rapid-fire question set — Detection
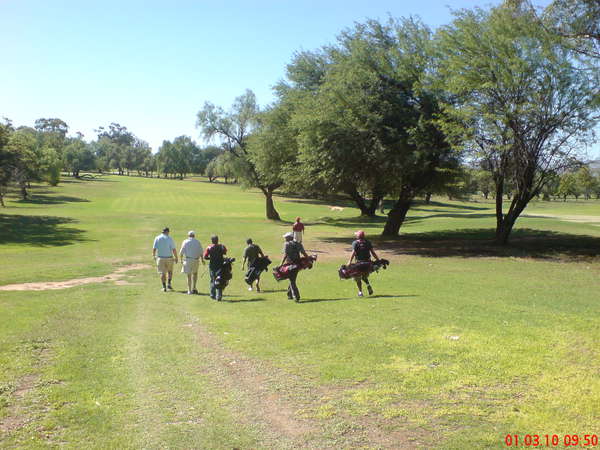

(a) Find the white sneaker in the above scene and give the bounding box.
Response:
[248,287,253,291]
[358,291,363,297]
[187,290,192,295]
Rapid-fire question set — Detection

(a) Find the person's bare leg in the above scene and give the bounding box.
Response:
[192,273,198,293]
[186,274,193,293]
[355,277,363,296]
[167,271,173,289]
[256,277,261,292]
[160,272,167,291]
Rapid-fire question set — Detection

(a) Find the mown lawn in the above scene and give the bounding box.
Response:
[1,175,599,449]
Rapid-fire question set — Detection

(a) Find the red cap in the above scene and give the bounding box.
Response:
[355,230,365,239]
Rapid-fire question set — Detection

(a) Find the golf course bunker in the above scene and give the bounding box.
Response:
[0,264,150,291]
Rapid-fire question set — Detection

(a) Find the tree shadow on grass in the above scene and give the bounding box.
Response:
[0,214,89,246]
[320,228,600,260]
[299,297,353,303]
[17,194,90,205]
[224,298,265,303]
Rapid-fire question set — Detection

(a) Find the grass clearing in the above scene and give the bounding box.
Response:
[1,176,599,448]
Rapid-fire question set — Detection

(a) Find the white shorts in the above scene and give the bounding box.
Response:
[156,257,174,274]
[182,258,200,274]
[293,231,303,243]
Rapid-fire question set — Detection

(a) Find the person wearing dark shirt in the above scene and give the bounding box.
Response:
[203,235,227,301]
[242,238,264,292]
[280,232,308,302]
[347,230,380,297]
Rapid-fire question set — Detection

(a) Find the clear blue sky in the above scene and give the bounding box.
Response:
[1,0,597,157]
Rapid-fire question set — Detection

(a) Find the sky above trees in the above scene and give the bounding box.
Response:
[5,0,597,159]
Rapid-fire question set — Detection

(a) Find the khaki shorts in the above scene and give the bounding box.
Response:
[156,257,174,274]
[182,258,200,274]
[293,231,303,243]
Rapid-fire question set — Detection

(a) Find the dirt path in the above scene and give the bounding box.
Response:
[0,264,150,291]
[524,213,600,224]
[186,314,428,448]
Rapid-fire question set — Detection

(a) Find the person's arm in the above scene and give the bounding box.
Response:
[242,256,247,270]
[370,248,379,260]
[348,250,356,265]
[153,247,157,259]
[203,246,210,260]
[172,247,178,263]
[179,242,185,260]
[200,246,205,264]
[223,245,227,255]
[258,246,264,258]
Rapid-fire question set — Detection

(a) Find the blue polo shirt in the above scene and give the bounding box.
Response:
[153,233,176,258]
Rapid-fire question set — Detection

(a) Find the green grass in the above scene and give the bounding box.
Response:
[1,176,599,448]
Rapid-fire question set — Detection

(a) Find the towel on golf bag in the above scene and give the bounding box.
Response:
[245,256,271,285]
[273,255,317,281]
[338,258,390,280]
[215,257,236,289]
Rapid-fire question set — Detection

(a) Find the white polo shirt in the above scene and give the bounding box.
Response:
[180,238,203,259]
[153,233,176,258]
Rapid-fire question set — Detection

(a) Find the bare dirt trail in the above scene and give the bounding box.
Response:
[186,314,428,449]
[0,264,150,291]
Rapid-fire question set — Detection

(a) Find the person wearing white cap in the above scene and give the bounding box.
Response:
[280,231,308,302]
[179,230,204,294]
[153,227,178,291]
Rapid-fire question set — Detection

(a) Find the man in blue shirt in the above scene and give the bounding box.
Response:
[152,227,178,291]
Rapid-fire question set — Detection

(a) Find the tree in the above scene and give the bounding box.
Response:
[0,119,15,206]
[575,165,598,199]
[63,137,96,177]
[557,171,579,200]
[196,90,283,220]
[95,123,135,175]
[5,127,39,199]
[437,4,598,244]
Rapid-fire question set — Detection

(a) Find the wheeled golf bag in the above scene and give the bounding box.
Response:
[338,258,390,280]
[245,256,271,285]
[273,255,317,281]
[214,257,236,289]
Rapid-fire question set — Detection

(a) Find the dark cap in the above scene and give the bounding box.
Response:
[162,227,170,233]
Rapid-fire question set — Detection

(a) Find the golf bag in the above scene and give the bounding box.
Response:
[245,256,271,285]
[273,255,317,281]
[338,258,390,280]
[214,257,236,289]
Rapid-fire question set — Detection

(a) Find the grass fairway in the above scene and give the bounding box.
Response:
[1,176,599,449]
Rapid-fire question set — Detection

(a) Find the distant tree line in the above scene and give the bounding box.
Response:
[0,119,238,206]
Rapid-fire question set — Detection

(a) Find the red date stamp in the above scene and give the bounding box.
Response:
[505,434,599,447]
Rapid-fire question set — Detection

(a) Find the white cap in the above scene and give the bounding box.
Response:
[188,230,195,237]
[283,232,294,239]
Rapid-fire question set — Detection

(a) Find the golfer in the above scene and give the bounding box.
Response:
[152,227,178,291]
[203,235,227,301]
[347,230,380,297]
[292,217,305,243]
[242,238,265,292]
[280,231,308,302]
[180,230,204,295]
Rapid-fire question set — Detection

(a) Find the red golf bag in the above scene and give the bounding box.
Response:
[273,255,317,281]
[338,258,389,280]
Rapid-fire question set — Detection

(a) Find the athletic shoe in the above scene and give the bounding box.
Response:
[256,286,261,292]
[367,285,373,295]
[167,284,174,290]
[162,287,167,292]
[248,287,253,291]
[294,297,300,303]
[358,291,363,297]
[192,289,198,294]
[187,290,192,295]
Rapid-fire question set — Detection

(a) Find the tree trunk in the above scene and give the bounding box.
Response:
[345,185,374,216]
[0,192,4,207]
[381,189,414,236]
[366,194,383,216]
[495,197,528,245]
[494,177,504,242]
[264,188,281,220]
[425,192,432,204]
[20,182,28,200]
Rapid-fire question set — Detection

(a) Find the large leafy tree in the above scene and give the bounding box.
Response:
[196,90,283,220]
[437,4,598,244]
[63,137,96,177]
[284,18,458,234]
[0,119,15,206]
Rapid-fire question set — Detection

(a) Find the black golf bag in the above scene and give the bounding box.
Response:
[245,256,271,285]
[214,257,235,289]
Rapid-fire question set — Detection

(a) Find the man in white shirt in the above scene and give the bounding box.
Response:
[179,230,204,295]
[152,227,178,292]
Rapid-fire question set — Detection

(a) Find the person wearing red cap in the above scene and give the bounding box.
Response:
[347,230,380,297]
